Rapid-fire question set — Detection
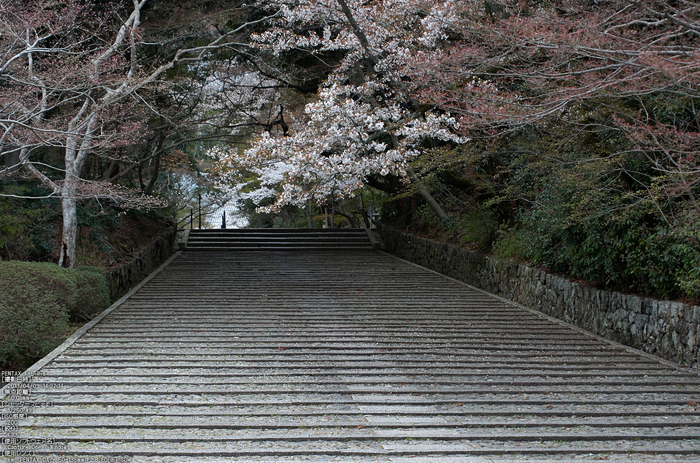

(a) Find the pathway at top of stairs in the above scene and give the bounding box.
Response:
[184,228,377,251]
[2,230,699,462]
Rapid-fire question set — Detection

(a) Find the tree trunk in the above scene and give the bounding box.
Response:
[145,152,162,196]
[331,201,335,228]
[59,131,91,269]
[406,166,447,223]
[335,210,358,228]
[306,202,313,228]
[59,194,78,269]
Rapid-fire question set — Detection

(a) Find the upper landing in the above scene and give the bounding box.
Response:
[181,227,380,251]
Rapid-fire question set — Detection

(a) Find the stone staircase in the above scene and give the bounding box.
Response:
[2,245,699,461]
[184,228,377,251]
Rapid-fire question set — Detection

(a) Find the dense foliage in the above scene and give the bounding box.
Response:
[410,0,700,299]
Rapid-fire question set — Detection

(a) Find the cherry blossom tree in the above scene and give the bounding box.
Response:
[213,0,467,221]
[0,0,277,267]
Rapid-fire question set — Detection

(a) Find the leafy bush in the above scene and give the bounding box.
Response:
[492,226,526,262]
[72,266,110,322]
[521,181,700,298]
[0,262,71,370]
[0,262,109,370]
[453,207,498,251]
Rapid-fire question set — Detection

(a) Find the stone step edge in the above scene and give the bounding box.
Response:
[14,421,700,429]
[20,448,700,457]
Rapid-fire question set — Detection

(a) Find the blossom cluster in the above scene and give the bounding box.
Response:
[216,0,469,211]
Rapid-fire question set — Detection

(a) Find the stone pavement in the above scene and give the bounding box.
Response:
[2,243,699,461]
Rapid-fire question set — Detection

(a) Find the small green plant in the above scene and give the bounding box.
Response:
[453,207,498,251]
[492,226,526,262]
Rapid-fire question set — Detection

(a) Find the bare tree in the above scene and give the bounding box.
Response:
[0,0,277,267]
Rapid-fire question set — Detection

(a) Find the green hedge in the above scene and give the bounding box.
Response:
[71,266,110,322]
[0,262,109,370]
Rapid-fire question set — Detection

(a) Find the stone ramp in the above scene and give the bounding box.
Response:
[2,249,700,461]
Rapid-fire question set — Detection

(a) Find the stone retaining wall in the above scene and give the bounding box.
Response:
[378,224,700,368]
[106,223,177,301]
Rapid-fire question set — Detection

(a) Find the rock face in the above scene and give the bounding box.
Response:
[106,224,177,301]
[378,224,700,368]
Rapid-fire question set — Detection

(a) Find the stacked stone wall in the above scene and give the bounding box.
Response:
[106,223,177,301]
[378,224,700,368]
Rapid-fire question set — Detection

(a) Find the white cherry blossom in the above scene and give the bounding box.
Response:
[215,0,470,211]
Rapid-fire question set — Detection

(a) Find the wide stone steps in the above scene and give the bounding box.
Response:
[3,249,700,461]
[19,414,700,428]
[6,440,700,459]
[185,228,374,250]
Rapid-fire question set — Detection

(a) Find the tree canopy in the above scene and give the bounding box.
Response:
[1,0,698,299]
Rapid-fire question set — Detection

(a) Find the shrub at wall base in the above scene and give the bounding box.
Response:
[0,224,176,371]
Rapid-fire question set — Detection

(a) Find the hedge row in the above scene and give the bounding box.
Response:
[0,262,109,370]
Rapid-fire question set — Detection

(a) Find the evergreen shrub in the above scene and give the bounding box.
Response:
[0,262,109,370]
[72,266,110,322]
[521,183,700,299]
